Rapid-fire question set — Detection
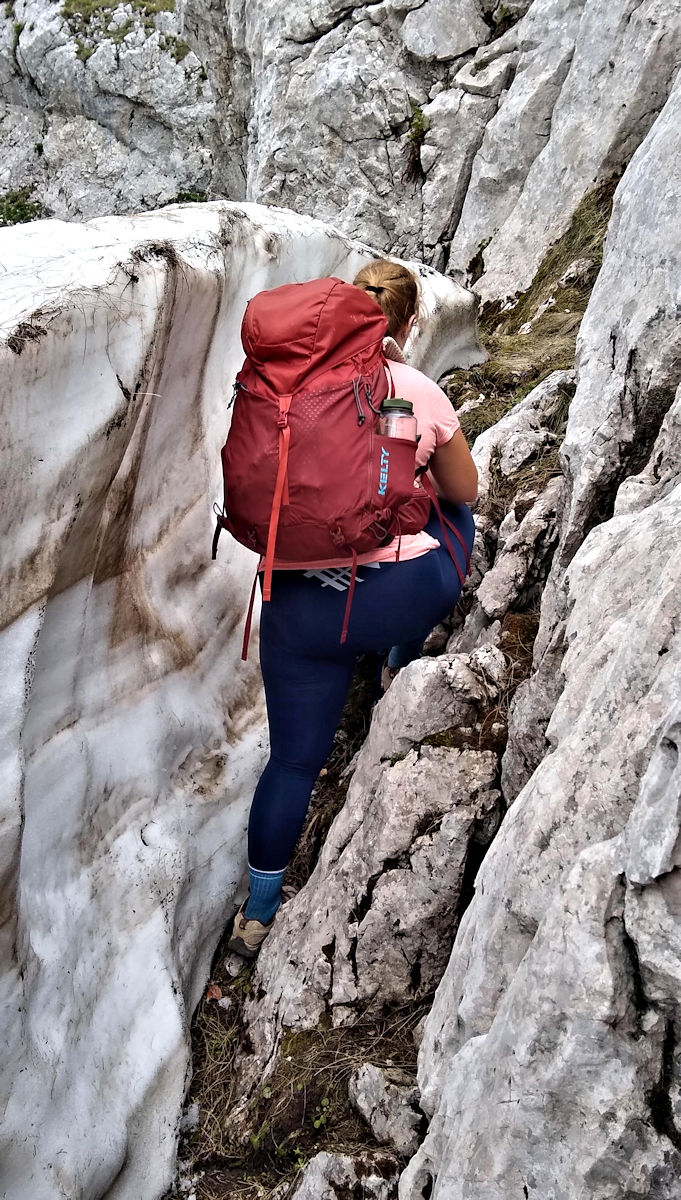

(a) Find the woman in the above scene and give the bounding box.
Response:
[228,261,478,958]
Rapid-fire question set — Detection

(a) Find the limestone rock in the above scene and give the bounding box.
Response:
[405,473,681,1197]
[500,67,681,809]
[476,0,681,301]
[403,706,681,1199]
[558,66,681,557]
[1,0,214,219]
[454,51,519,98]
[0,203,477,1200]
[401,834,680,1199]
[445,374,573,665]
[624,709,681,889]
[400,85,681,1196]
[449,0,583,277]
[615,383,681,518]
[472,370,574,502]
[286,1150,400,1199]
[558,257,596,288]
[420,88,498,261]
[500,637,564,803]
[400,0,490,62]
[349,1064,423,1156]
[477,476,565,619]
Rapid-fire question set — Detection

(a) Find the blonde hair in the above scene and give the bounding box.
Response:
[353,261,420,340]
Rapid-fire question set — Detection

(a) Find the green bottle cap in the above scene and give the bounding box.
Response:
[380,397,414,414]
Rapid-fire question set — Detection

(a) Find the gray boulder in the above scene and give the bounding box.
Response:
[349,1063,423,1157]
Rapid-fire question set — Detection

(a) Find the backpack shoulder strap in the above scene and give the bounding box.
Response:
[262,393,292,602]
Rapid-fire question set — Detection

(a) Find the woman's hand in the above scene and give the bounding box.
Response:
[430,429,478,505]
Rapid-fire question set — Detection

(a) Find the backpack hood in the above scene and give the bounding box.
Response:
[241,276,388,396]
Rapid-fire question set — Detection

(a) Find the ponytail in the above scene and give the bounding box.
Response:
[353,261,420,340]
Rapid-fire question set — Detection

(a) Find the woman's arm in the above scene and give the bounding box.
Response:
[430,429,478,505]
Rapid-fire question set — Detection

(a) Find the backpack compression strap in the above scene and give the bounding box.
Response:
[262,393,293,603]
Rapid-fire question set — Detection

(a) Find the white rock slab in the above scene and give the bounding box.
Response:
[448,0,584,276]
[560,65,681,555]
[287,1149,400,1199]
[400,84,681,1196]
[476,0,681,301]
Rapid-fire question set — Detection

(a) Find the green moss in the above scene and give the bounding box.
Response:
[404,101,428,183]
[0,187,42,226]
[491,3,519,37]
[12,18,23,49]
[167,32,189,60]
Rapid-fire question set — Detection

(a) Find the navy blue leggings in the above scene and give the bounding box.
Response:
[248,502,475,871]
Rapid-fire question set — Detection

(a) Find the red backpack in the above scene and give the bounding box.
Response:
[213,277,445,656]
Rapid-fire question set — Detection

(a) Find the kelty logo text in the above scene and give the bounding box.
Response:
[378,446,390,496]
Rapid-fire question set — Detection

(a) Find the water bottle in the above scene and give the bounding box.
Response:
[377,397,418,442]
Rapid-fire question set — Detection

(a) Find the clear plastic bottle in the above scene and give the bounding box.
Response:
[377,397,418,442]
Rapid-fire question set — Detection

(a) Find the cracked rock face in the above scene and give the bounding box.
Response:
[179,0,681,294]
[503,63,681,801]
[349,1064,424,1156]
[398,71,681,1200]
[469,0,681,300]
[0,202,480,1200]
[444,370,572,661]
[6,0,681,305]
[1,0,214,218]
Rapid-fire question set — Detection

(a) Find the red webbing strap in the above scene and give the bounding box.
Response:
[421,475,467,589]
[340,550,359,645]
[442,512,472,576]
[241,567,259,661]
[395,514,402,562]
[262,394,292,603]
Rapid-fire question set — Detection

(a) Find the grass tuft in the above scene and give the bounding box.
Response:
[61,0,173,40]
[170,189,208,204]
[0,187,42,226]
[403,102,428,183]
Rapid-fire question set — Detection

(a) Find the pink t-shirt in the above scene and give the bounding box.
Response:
[270,361,460,570]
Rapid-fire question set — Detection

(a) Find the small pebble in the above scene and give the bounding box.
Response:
[224,952,245,978]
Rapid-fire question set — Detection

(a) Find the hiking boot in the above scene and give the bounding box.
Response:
[227,904,274,959]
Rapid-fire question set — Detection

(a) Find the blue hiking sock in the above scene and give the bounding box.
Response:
[244,865,286,924]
